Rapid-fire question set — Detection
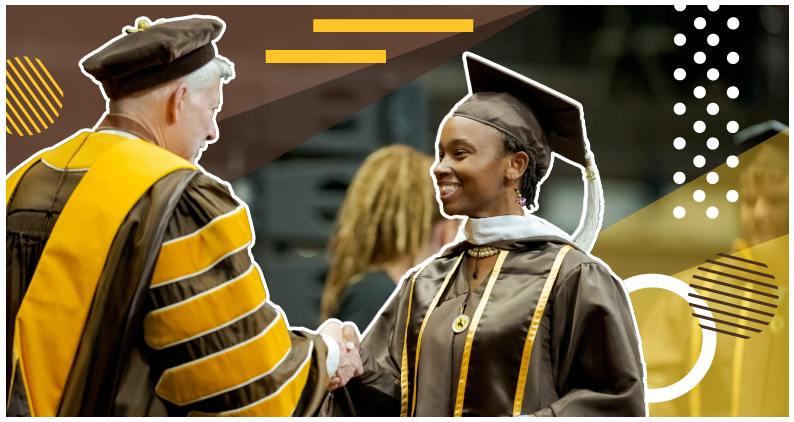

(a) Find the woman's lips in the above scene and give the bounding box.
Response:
[438,184,459,200]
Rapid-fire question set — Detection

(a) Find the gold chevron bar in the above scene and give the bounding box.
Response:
[6,126,12,134]
[314,19,473,32]
[266,50,386,64]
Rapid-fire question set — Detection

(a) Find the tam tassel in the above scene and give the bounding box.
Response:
[571,151,604,253]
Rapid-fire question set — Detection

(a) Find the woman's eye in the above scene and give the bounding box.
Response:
[455,150,467,157]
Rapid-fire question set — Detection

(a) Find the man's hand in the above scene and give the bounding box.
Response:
[319,321,363,390]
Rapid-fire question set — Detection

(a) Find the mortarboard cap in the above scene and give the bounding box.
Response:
[453,53,589,179]
[82,17,223,99]
[448,52,603,253]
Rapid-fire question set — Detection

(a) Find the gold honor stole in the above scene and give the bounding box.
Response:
[399,244,573,417]
[6,132,196,416]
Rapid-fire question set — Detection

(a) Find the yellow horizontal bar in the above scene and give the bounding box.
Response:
[266,50,386,64]
[314,19,473,32]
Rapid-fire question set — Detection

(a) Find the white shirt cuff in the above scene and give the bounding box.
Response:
[320,334,340,378]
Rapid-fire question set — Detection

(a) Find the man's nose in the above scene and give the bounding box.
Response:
[207,124,217,142]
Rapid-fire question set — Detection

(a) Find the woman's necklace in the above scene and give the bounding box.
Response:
[454,246,498,333]
[452,296,470,334]
[467,246,499,279]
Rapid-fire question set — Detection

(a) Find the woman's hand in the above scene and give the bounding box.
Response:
[320,322,363,390]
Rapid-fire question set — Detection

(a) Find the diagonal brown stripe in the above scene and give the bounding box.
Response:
[697,267,777,289]
[689,294,775,317]
[699,324,750,339]
[204,7,541,181]
[690,284,777,308]
[716,252,768,268]
[692,275,778,299]
[692,313,761,333]
[688,303,769,325]
[705,259,775,279]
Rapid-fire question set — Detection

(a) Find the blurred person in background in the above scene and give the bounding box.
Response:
[320,145,461,332]
[728,131,788,417]
[642,125,789,418]
[690,127,789,417]
[735,136,789,251]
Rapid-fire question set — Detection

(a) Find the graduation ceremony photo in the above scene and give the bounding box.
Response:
[4,4,789,417]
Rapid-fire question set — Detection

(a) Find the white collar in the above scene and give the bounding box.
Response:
[97,129,141,140]
[453,211,571,246]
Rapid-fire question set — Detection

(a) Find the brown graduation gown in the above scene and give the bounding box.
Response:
[322,237,646,416]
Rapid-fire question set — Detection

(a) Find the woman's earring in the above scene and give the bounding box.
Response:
[513,182,527,207]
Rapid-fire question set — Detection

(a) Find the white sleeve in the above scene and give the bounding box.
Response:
[320,334,340,378]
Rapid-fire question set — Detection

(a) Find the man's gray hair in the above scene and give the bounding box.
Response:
[182,57,234,91]
[109,56,232,113]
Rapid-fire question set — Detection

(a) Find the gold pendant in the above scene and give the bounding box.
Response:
[452,314,470,333]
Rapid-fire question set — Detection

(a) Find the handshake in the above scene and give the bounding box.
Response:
[318,320,364,390]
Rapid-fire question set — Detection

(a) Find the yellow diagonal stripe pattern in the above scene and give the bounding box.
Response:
[7,63,53,123]
[7,85,41,133]
[35,58,62,97]
[6,70,48,129]
[314,19,474,33]
[14,58,58,116]
[24,57,61,108]
[266,50,386,64]
[6,57,62,135]
[6,99,32,135]
[6,112,24,136]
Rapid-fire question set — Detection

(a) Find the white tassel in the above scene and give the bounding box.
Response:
[571,151,604,253]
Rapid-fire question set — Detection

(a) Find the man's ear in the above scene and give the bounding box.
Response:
[167,83,189,124]
[506,151,529,182]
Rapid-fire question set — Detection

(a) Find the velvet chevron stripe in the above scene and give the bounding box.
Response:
[143,265,267,350]
[150,206,253,286]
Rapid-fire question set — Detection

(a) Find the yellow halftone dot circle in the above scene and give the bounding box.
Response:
[6,57,63,136]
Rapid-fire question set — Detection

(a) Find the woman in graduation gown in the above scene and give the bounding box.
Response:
[321,53,647,417]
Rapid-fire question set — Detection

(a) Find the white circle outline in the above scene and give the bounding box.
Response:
[624,274,717,403]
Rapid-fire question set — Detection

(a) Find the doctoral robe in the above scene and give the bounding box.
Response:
[322,216,646,417]
[6,117,330,416]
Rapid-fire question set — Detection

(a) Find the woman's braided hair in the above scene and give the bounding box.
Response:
[320,145,439,321]
[501,131,540,205]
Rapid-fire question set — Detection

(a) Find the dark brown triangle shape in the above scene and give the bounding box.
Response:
[203,7,541,181]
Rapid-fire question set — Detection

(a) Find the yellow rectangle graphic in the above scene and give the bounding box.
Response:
[314,19,473,33]
[266,50,386,64]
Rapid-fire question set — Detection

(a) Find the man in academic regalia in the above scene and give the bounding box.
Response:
[6,16,361,417]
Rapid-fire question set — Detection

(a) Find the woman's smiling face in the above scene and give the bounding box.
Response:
[433,116,527,218]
